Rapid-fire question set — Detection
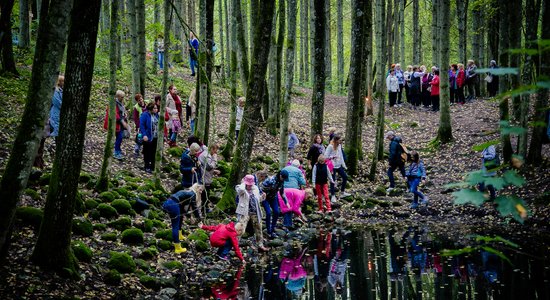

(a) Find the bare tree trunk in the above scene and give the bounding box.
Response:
[386,0,393,68]
[393,0,400,64]
[151,0,160,74]
[309,0,315,84]
[412,0,419,64]
[233,0,249,96]
[196,0,214,145]
[173,0,183,63]
[0,0,19,75]
[374,0,386,98]
[279,0,298,167]
[457,0,468,65]
[336,0,344,93]
[224,0,230,81]
[365,0,374,116]
[218,0,225,84]
[471,2,481,76]
[31,0,101,276]
[310,0,326,138]
[432,0,439,66]
[188,0,196,32]
[136,0,146,95]
[117,0,124,69]
[100,0,110,51]
[276,0,285,117]
[325,0,332,91]
[19,0,31,48]
[266,9,279,135]
[127,0,140,96]
[437,0,452,143]
[0,0,73,259]
[497,0,512,162]
[400,0,405,64]
[221,0,238,160]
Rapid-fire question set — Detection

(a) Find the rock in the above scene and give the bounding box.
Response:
[108,252,136,273]
[140,275,161,290]
[155,229,173,241]
[99,191,116,202]
[108,217,132,231]
[388,188,403,197]
[162,260,183,270]
[157,240,172,251]
[15,206,43,230]
[23,188,41,200]
[135,258,151,271]
[79,172,92,183]
[140,246,159,260]
[72,217,93,237]
[111,199,132,215]
[85,199,99,210]
[188,229,209,243]
[101,232,118,241]
[167,146,184,158]
[121,228,144,244]
[104,269,122,285]
[71,241,92,262]
[93,223,107,231]
[374,186,387,196]
[195,240,209,252]
[158,288,177,299]
[88,209,101,220]
[267,238,284,247]
[97,203,118,219]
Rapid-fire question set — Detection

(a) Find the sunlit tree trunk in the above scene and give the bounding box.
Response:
[195,0,214,145]
[276,0,285,117]
[218,0,225,84]
[234,0,249,96]
[385,0,393,68]
[116,0,124,69]
[224,0,230,81]
[279,0,298,167]
[393,0,400,64]
[173,0,183,63]
[310,0,326,139]
[437,0,452,143]
[456,0,467,65]
[309,0,315,84]
[0,0,19,75]
[19,0,31,48]
[188,0,196,32]
[100,0,110,51]
[399,0,405,64]
[0,0,73,259]
[31,0,101,276]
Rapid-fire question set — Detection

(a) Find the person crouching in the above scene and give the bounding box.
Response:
[199,221,245,264]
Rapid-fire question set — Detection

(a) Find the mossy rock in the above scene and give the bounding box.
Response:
[388,188,403,197]
[135,258,151,271]
[126,182,139,190]
[141,219,154,232]
[74,191,86,215]
[108,217,132,231]
[147,197,160,207]
[140,246,159,260]
[409,122,419,128]
[99,191,116,202]
[259,155,275,165]
[137,183,155,192]
[194,240,209,252]
[121,228,144,244]
[162,260,184,270]
[152,190,169,200]
[167,146,184,158]
[152,219,167,229]
[113,187,130,198]
[269,162,280,172]
[71,241,92,263]
[97,203,118,219]
[79,172,93,183]
[108,252,136,274]
[89,209,101,220]
[15,206,43,230]
[217,160,231,178]
[39,173,51,186]
[72,217,93,237]
[23,188,41,200]
[249,162,264,172]
[187,229,209,243]
[140,275,160,290]
[85,199,99,210]
[104,269,122,285]
[93,223,107,231]
[147,209,159,220]
[374,186,387,196]
[155,229,173,241]
[101,232,118,241]
[111,199,132,215]
[352,200,364,209]
[157,240,172,251]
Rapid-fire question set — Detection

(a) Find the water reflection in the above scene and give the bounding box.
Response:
[201,225,550,299]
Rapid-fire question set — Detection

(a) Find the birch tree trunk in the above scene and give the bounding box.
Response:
[336,0,344,93]
[127,0,140,96]
[456,0,467,65]
[437,0,452,143]
[136,0,146,95]
[19,0,31,48]
[218,0,275,211]
[279,0,298,167]
[276,0,285,116]
[31,0,101,276]
[324,0,332,91]
[310,0,326,138]
[96,0,119,193]
[0,0,73,259]
[221,0,238,160]
[412,0,419,64]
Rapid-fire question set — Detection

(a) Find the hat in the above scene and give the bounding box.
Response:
[189,143,201,154]
[291,159,300,167]
[385,131,395,139]
[242,174,255,185]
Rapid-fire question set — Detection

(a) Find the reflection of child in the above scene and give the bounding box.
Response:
[279,246,308,297]
[170,110,181,144]
[328,229,349,294]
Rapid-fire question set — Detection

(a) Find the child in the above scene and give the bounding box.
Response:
[405,151,427,209]
[288,127,300,159]
[312,155,335,213]
[170,110,181,146]
[199,221,245,263]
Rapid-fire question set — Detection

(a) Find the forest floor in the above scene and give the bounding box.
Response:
[0,62,549,298]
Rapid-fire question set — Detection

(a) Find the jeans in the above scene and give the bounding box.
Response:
[158,51,165,69]
[397,84,404,104]
[283,213,293,228]
[114,130,123,156]
[217,239,233,257]
[389,91,397,107]
[162,199,182,243]
[330,167,348,196]
[387,164,406,188]
[262,196,280,234]
[190,119,195,134]
[408,177,425,203]
[143,138,157,170]
[190,57,198,75]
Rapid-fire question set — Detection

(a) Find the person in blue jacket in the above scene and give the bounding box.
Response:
[189,32,199,76]
[406,151,427,209]
[180,143,203,188]
[139,102,159,173]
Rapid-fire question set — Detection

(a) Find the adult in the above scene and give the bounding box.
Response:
[306,134,325,170]
[403,65,413,104]
[395,64,405,106]
[421,66,433,108]
[199,143,220,191]
[188,32,199,76]
[409,66,423,108]
[166,85,183,145]
[235,175,269,252]
[235,97,245,139]
[430,69,440,112]
[386,69,399,107]
[180,143,203,188]
[282,160,307,189]
[449,64,458,105]
[456,63,466,104]
[132,93,147,156]
[157,36,165,70]
[260,170,289,238]
[487,60,499,97]
[277,188,311,229]
[386,131,406,193]
[466,59,478,101]
[324,135,350,201]
[104,90,131,160]
[140,102,159,173]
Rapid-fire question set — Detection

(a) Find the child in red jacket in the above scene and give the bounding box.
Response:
[200,221,245,263]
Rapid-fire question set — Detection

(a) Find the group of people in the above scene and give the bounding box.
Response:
[157,32,200,77]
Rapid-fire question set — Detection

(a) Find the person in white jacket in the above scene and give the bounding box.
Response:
[387,69,400,107]
[235,174,269,252]
[324,135,350,202]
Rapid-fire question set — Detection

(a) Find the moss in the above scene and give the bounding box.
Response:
[352,200,364,209]
[147,210,159,220]
[167,146,184,158]
[108,252,136,274]
[135,258,151,271]
[79,172,92,183]
[217,160,231,178]
[152,219,167,229]
[147,197,160,207]
[99,191,116,202]
[409,121,419,128]
[104,269,122,285]
[23,188,41,200]
[187,229,209,243]
[93,223,107,231]
[108,217,132,231]
[126,182,139,190]
[101,232,118,241]
[97,203,118,219]
[374,186,387,196]
[121,228,144,244]
[157,240,172,251]
[113,187,130,198]
[15,206,43,229]
[155,229,173,241]
[74,191,86,215]
[89,209,101,220]
[162,260,184,270]
[85,199,99,210]
[111,199,132,215]
[259,155,275,164]
[139,275,160,290]
[71,241,92,263]
[142,219,153,232]
[72,217,93,237]
[195,240,209,252]
[137,183,155,192]
[152,190,169,200]
[211,177,228,189]
[140,246,159,260]
[39,173,51,186]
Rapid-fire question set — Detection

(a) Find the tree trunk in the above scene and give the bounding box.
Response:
[324,0,332,91]
[309,0,315,84]
[100,0,110,51]
[310,0,326,139]
[136,0,146,95]
[432,0,439,67]
[96,0,119,193]
[218,0,225,84]
[173,0,183,63]
[0,0,73,259]
[127,0,140,96]
[374,0,386,99]
[31,0,101,276]
[412,0,419,64]
[365,0,374,116]
[527,0,550,164]
[487,0,498,67]
[276,0,285,117]
[0,0,19,75]
[224,0,230,80]
[233,0,249,96]
[336,0,344,93]
[116,0,124,69]
[218,0,275,211]
[19,0,31,48]
[249,0,258,60]
[497,0,512,162]
[471,2,481,78]
[279,0,298,167]
[301,0,309,84]
[151,0,160,74]
[188,0,196,32]
[385,0,393,69]
[221,0,238,160]
[196,0,214,145]
[266,9,279,135]
[393,0,400,64]
[345,0,366,176]
[399,0,405,65]
[437,0,452,143]
[456,0,467,65]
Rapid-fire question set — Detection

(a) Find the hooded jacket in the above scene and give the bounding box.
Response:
[201,222,244,261]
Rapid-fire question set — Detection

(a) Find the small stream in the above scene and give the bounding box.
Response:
[195,225,549,299]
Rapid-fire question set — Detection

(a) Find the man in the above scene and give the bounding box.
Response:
[386,131,406,193]
[189,32,199,76]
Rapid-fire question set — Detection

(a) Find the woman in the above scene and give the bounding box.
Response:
[386,69,399,107]
[420,66,433,108]
[403,65,413,104]
[104,90,131,160]
[456,63,466,104]
[487,60,499,97]
[448,64,458,105]
[236,175,269,252]
[277,188,312,229]
[140,102,159,173]
[395,64,405,106]
[306,134,325,170]
[180,143,203,188]
[430,69,440,111]
[199,143,220,190]
[132,93,147,156]
[324,135,350,202]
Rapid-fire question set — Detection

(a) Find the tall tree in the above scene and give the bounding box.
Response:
[365,0,374,116]
[266,9,279,135]
[221,0,238,160]
[127,0,140,96]
[345,0,367,176]
[456,0,468,65]
[432,0,439,66]
[0,0,73,259]
[188,0,196,32]
[233,0,249,95]
[497,0,512,162]
[151,0,160,74]
[310,0,326,138]
[385,0,393,67]
[437,0,452,143]
[309,0,315,84]
[96,0,118,193]
[471,0,481,74]
[217,0,275,211]
[300,0,309,84]
[19,0,31,48]
[100,0,110,51]
[31,0,101,276]
[195,0,214,145]
[218,0,225,84]
[173,0,184,62]
[399,0,405,64]
[224,0,230,81]
[374,0,386,98]
[0,0,19,75]
[279,0,298,167]
[412,0,419,64]
[393,0,400,64]
[324,0,332,90]
[336,0,344,93]
[136,0,146,95]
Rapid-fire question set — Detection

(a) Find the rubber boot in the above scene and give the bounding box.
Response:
[178,230,186,241]
[173,243,187,254]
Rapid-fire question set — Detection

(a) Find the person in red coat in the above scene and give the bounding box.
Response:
[200,221,245,263]
[456,63,466,104]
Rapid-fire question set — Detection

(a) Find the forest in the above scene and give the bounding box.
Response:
[0,0,549,298]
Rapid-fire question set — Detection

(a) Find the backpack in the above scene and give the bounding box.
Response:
[400,143,411,163]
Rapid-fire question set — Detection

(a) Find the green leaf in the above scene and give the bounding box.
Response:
[474,235,519,248]
[503,170,525,187]
[453,189,486,206]
[441,246,476,257]
[483,177,507,190]
[465,171,486,186]
[480,246,513,265]
[494,195,528,223]
[507,48,540,55]
[472,139,499,152]
[476,67,519,75]
[536,81,550,89]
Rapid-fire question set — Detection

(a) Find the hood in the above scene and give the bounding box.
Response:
[393,136,402,143]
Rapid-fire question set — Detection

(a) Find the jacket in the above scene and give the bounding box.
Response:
[312,163,334,185]
[235,105,244,129]
[456,70,466,88]
[103,100,122,132]
[139,111,159,141]
[235,183,263,218]
[430,75,440,96]
[324,144,347,169]
[198,151,217,186]
[406,161,426,179]
[132,100,148,129]
[288,133,300,149]
[49,87,63,137]
[449,70,457,89]
[306,143,325,167]
[201,222,244,261]
[386,74,399,92]
[282,166,306,189]
[180,149,202,187]
[389,136,404,166]
[277,188,307,217]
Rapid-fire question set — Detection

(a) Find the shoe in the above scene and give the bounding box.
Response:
[191,73,196,76]
[113,153,124,160]
[341,192,352,198]
[420,196,429,206]
[317,210,324,214]
[410,202,418,209]
[145,168,152,174]
[386,187,394,193]
[330,195,337,204]
[179,230,186,241]
[259,245,270,252]
[217,254,229,261]
[173,243,187,254]
[269,233,278,239]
